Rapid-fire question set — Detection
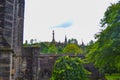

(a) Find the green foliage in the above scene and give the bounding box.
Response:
[57,46,63,54]
[105,73,120,80]
[40,42,49,53]
[63,43,83,55]
[100,1,120,27]
[51,56,89,80]
[48,44,58,54]
[23,43,40,47]
[23,40,40,47]
[68,38,78,44]
[87,1,120,74]
[23,39,83,54]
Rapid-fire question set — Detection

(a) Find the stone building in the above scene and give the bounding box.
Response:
[0,0,25,80]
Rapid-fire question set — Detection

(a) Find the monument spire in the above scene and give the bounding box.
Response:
[52,30,55,43]
[64,35,67,45]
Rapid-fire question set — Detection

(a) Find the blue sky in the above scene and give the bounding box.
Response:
[24,0,118,44]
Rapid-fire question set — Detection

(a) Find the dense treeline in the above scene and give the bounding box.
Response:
[87,1,120,74]
[23,38,84,54]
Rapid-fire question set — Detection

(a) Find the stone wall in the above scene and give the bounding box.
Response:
[22,47,40,80]
[12,0,25,79]
[0,49,13,80]
[0,0,25,79]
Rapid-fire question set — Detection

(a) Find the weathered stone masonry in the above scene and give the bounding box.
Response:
[0,0,25,80]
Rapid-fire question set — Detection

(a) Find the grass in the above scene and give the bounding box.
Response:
[105,73,120,80]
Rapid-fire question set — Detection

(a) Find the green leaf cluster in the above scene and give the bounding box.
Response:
[87,1,120,74]
[101,1,120,27]
[48,44,58,54]
[51,56,89,80]
[63,44,83,55]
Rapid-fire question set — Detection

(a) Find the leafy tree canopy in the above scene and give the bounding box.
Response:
[87,1,120,73]
[48,44,58,54]
[51,56,89,80]
[63,43,83,55]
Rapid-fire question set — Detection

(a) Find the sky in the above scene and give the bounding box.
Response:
[24,0,118,44]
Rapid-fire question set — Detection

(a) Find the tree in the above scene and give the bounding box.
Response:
[63,43,83,55]
[23,40,30,47]
[87,1,120,74]
[57,46,63,54]
[51,56,89,80]
[48,44,58,54]
[30,39,34,44]
[68,38,78,45]
[40,42,49,53]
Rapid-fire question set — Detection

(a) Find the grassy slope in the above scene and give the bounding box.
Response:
[105,74,120,80]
